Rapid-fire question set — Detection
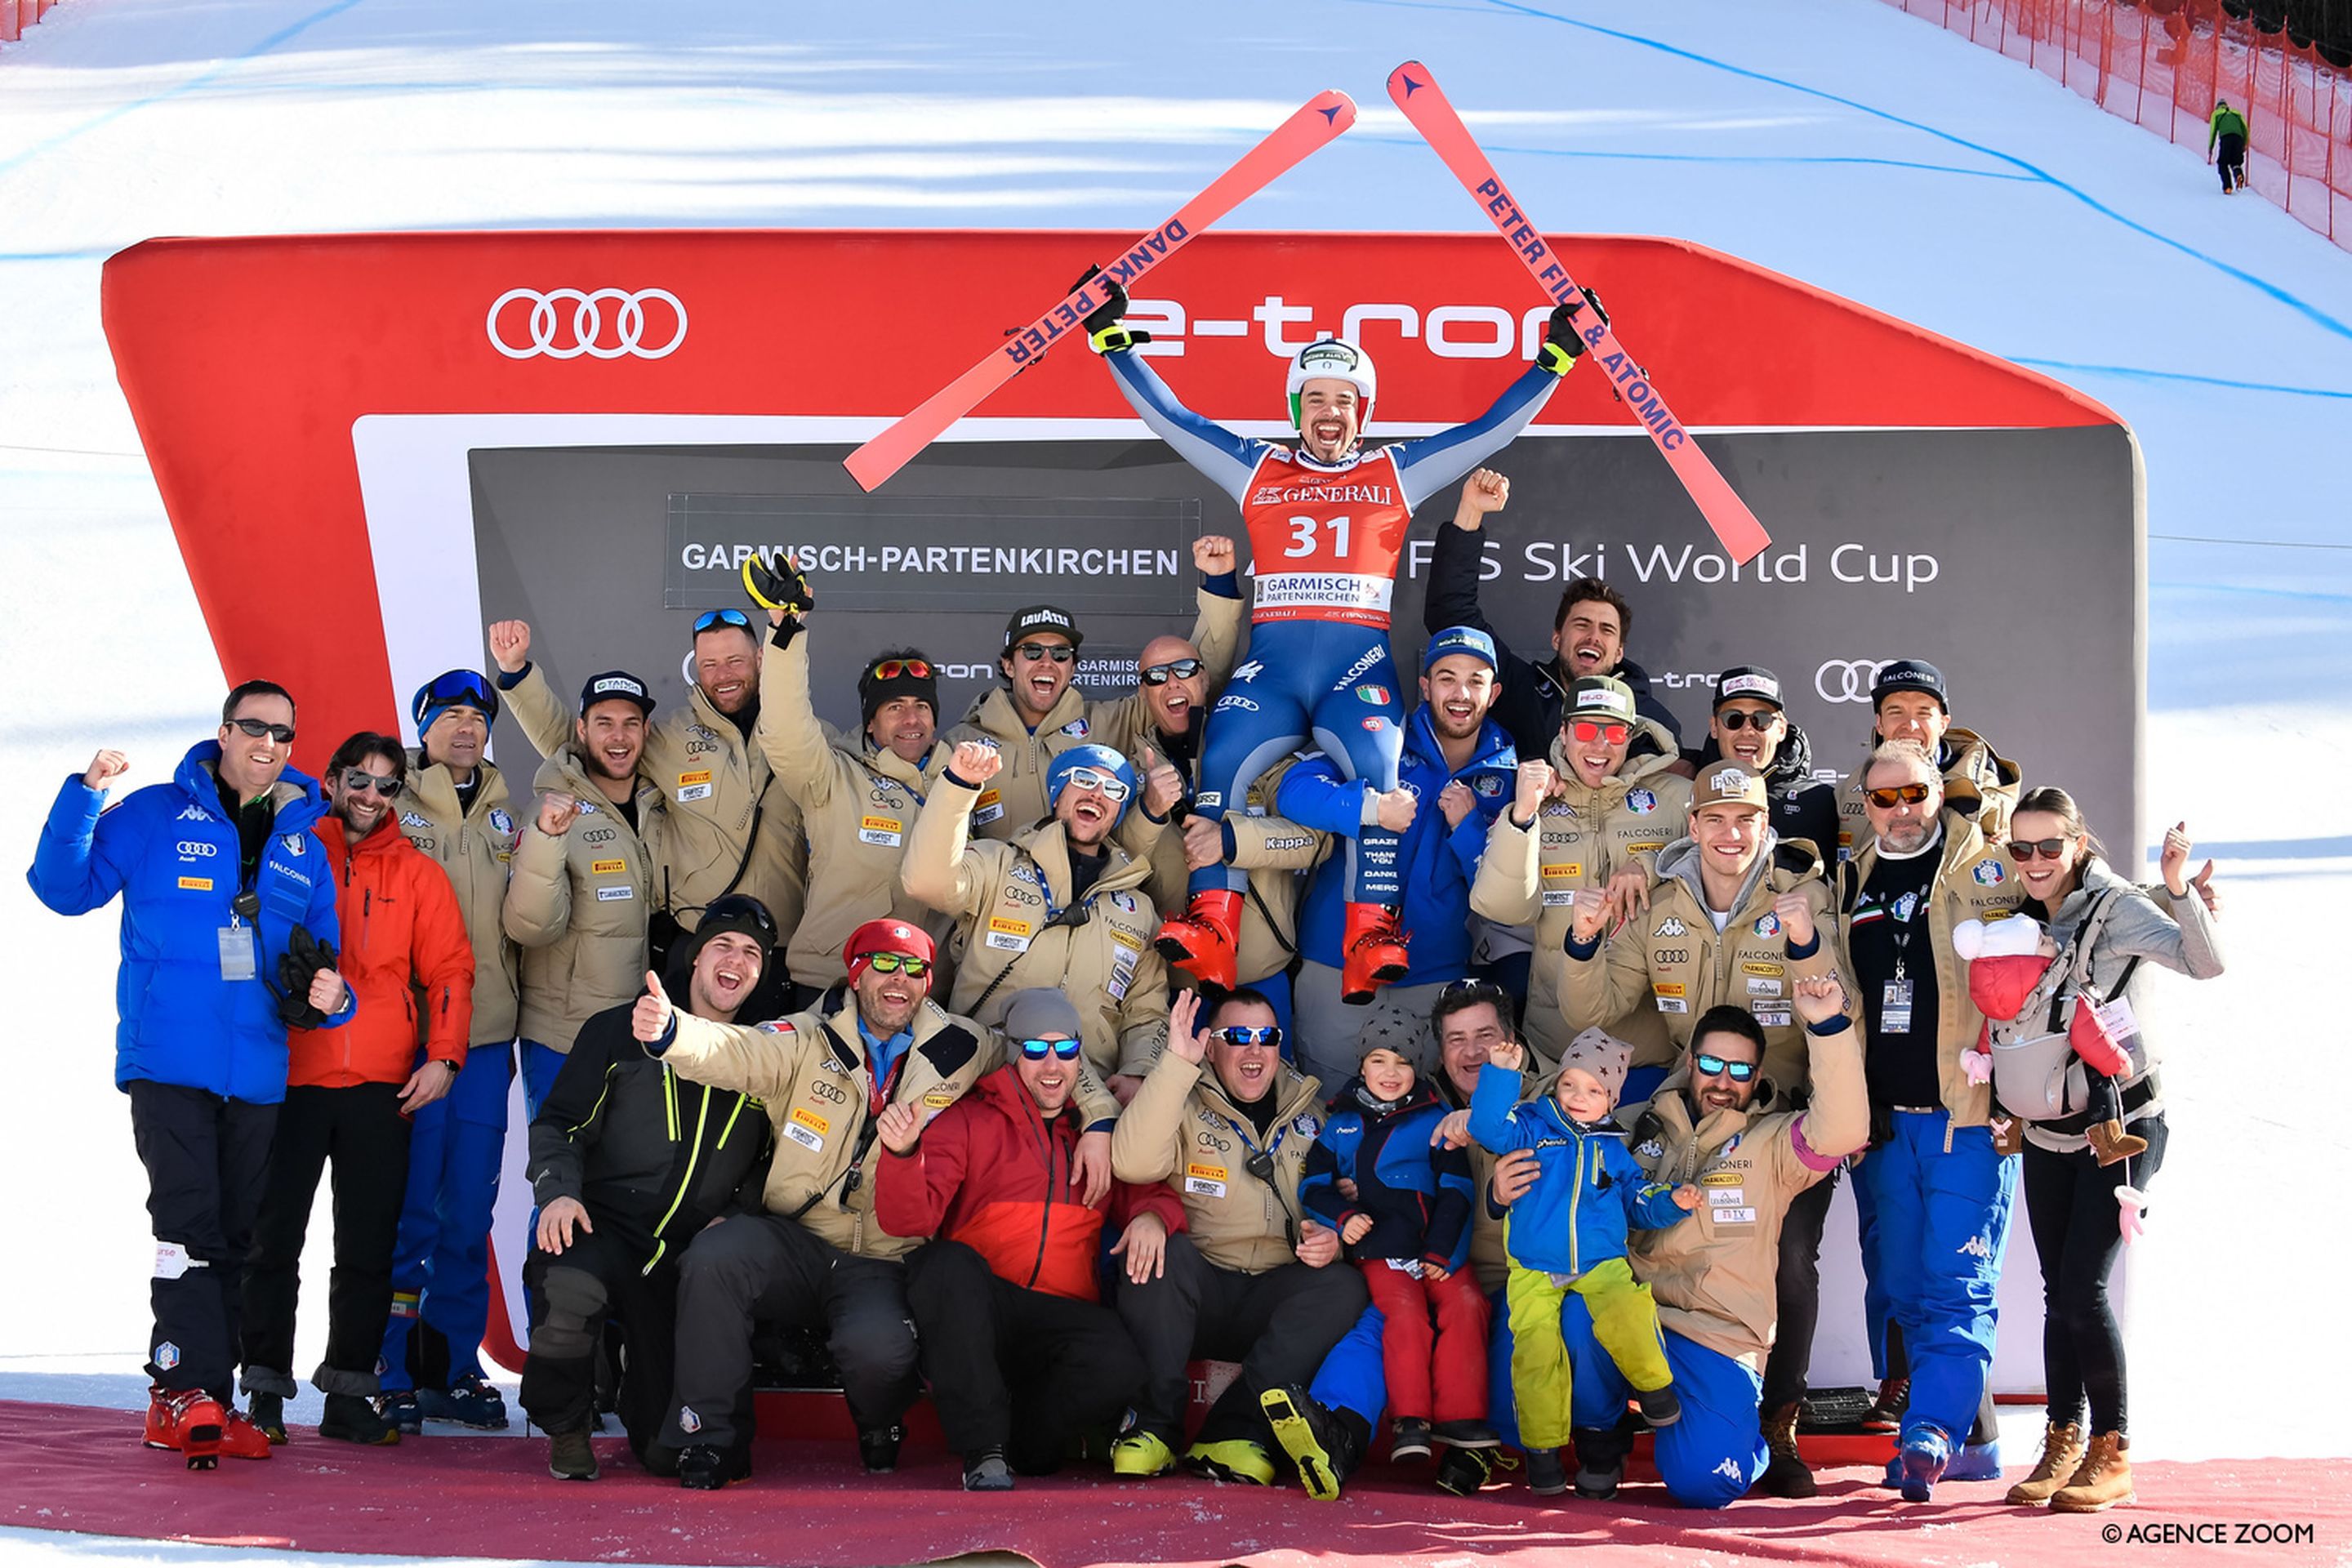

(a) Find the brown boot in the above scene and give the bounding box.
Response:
[2085,1120,2148,1167]
[1755,1401,1816,1499]
[2050,1430,2133,1512]
[2005,1421,2087,1505]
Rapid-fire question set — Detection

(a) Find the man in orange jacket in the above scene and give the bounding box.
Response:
[240,732,474,1446]
[875,987,1177,1491]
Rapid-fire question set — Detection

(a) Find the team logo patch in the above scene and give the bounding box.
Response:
[1753,912,1783,938]
[1973,860,2007,886]
[1626,788,1659,813]
[1892,892,1920,923]
[1361,718,1385,732]
[154,1341,180,1371]
[1059,719,1090,738]
[400,811,431,830]
[1473,775,1503,796]
[1722,1134,1743,1155]
[488,808,514,834]
[1292,1114,1321,1139]
[678,1405,702,1435]
[176,804,209,822]
[280,834,306,856]
[1356,685,1391,705]
[1654,917,1687,938]
[1111,891,1137,911]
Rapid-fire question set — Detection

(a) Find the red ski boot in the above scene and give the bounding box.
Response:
[1156,889,1242,991]
[145,1386,227,1471]
[1339,902,1410,1003]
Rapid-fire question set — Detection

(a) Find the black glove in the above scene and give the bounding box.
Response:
[1539,287,1610,372]
[274,924,339,1029]
[1075,265,1150,352]
[743,555,813,652]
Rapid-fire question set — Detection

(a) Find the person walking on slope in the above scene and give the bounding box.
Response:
[2208,99,2248,194]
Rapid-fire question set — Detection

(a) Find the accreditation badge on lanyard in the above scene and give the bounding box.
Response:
[219,888,261,982]
[1882,890,1920,1034]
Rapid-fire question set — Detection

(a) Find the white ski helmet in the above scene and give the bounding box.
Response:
[1285,337,1376,436]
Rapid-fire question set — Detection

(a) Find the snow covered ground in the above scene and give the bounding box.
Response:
[2,1,2348,1555]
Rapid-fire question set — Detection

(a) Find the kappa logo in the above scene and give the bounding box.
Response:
[1636,1139,1664,1160]
[400,811,431,830]
[1713,1458,1744,1481]
[176,804,209,822]
[1232,660,1265,683]
[1956,1234,1992,1258]
[1973,860,2007,886]
[1653,917,1688,938]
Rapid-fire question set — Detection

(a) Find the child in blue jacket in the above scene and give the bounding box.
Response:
[1470,1026,1699,1494]
[1300,1021,1495,1467]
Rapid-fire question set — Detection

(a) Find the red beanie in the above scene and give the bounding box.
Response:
[844,917,934,991]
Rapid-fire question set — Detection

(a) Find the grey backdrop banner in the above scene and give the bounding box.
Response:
[467,426,2143,855]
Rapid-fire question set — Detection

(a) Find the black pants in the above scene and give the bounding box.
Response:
[2218,131,2246,190]
[662,1213,917,1453]
[129,1080,278,1399]
[240,1082,412,1398]
[2023,1114,2167,1437]
[1758,1165,1838,1412]
[522,1228,681,1461]
[905,1239,1144,1468]
[1116,1232,1368,1446]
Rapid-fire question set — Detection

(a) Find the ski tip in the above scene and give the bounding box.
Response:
[1305,88,1359,131]
[840,450,890,492]
[1386,60,1433,102]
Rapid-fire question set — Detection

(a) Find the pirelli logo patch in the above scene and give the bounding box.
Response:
[1652,982,1687,998]
[177,875,213,891]
[1541,862,1584,879]
[790,1107,830,1138]
[989,916,1032,939]
[591,858,626,875]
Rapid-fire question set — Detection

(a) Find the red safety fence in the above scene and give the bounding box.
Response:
[2,0,66,47]
[1882,0,2352,250]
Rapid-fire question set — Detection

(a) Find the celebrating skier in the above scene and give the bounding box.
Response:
[1083,274,1600,1000]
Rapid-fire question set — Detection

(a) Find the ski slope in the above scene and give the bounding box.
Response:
[2,5,2348,1552]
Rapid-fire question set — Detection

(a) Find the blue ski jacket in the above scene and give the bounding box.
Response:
[1298,1077,1476,1272]
[1468,1062,1686,1278]
[29,742,352,1103]
[1278,705,1517,983]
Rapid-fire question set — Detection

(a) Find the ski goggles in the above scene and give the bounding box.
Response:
[416,669,499,714]
[1061,766,1131,802]
[1013,642,1076,663]
[1861,782,1935,808]
[228,717,296,744]
[2007,837,2073,862]
[1140,657,1204,685]
[693,608,753,635]
[1716,709,1781,731]
[862,952,930,977]
[1692,1053,1757,1083]
[341,768,402,796]
[1212,1025,1283,1049]
[1018,1038,1085,1062]
[868,658,932,680]
[1568,719,1630,746]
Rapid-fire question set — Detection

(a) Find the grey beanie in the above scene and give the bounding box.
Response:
[1356,1000,1435,1072]
[1004,987,1083,1044]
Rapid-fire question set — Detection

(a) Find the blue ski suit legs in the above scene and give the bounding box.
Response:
[1308,1293,1521,1450]
[1191,620,1404,906]
[1855,1108,2015,1450]
[380,1040,512,1393]
[1562,1299,1768,1509]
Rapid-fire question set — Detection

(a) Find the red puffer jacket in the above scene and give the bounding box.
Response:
[288,817,474,1088]
[875,1066,1185,1302]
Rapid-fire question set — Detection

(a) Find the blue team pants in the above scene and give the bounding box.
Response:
[1310,1291,1521,1450]
[1563,1302,1767,1509]
[379,1040,510,1392]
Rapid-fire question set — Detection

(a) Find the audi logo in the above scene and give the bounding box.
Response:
[175,840,219,857]
[488,287,687,361]
[1815,659,1891,703]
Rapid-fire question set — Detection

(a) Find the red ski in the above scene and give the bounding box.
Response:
[1386,60,1771,564]
[844,89,1358,492]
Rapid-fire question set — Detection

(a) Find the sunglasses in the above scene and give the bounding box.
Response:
[341,768,401,796]
[863,953,930,977]
[1015,642,1076,664]
[2007,837,2074,862]
[1693,1053,1758,1083]
[1141,658,1204,685]
[1863,783,1936,808]
[1018,1038,1085,1062]
[1062,766,1131,803]
[1569,719,1630,746]
[869,658,932,681]
[228,718,296,744]
[693,608,752,635]
[1717,709,1780,731]
[1213,1025,1283,1049]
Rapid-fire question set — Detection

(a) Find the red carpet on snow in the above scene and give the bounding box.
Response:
[0,1399,2341,1566]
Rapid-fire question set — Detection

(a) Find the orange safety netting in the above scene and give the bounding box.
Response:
[1,0,66,47]
[1883,0,2352,250]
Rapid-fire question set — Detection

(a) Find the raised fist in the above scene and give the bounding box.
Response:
[536,791,581,837]
[1372,787,1419,833]
[1568,886,1609,945]
[1191,535,1237,575]
[82,750,129,791]
[1181,814,1226,872]
[951,739,1002,784]
[1463,468,1509,515]
[1792,973,1847,1027]
[1772,890,1817,950]
[488,620,531,675]
[1512,760,1553,820]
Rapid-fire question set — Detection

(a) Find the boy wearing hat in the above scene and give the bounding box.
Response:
[1834,658,2020,856]
[1679,666,1838,868]
[1469,1027,1700,1495]
[520,894,782,1481]
[1472,674,1689,1066]
[1298,1011,1493,1469]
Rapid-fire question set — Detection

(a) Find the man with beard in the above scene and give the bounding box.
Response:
[522,895,781,1481]
[494,613,807,973]
[503,671,668,1116]
[1678,667,1838,868]
[1278,629,1517,1081]
[377,669,528,1434]
[241,733,473,1448]
[1423,469,1684,759]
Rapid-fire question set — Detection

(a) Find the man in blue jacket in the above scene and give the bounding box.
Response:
[1276,627,1516,1083]
[29,680,354,1468]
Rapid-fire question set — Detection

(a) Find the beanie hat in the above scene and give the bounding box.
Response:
[1356,999,1434,1072]
[411,669,501,735]
[1003,987,1083,1045]
[844,917,935,991]
[1557,1026,1633,1100]
[858,653,938,729]
[666,894,777,994]
[1045,744,1137,826]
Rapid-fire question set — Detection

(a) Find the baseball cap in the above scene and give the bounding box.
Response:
[1004,605,1082,652]
[1568,675,1637,722]
[1869,658,1948,711]
[1423,626,1498,673]
[1690,762,1769,813]
[1711,666,1784,710]
[579,671,655,715]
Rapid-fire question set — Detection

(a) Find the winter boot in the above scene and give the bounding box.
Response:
[1110,1428,1178,1478]
[145,1386,226,1471]
[1435,1445,1494,1497]
[2085,1120,2148,1166]
[1524,1445,1569,1496]
[1634,1383,1682,1428]
[1431,1419,1500,1449]
[1260,1385,1364,1502]
[1339,902,1410,1003]
[1155,889,1242,991]
[1861,1375,1909,1432]
[2050,1431,2134,1512]
[218,1408,274,1460]
[319,1392,401,1446]
[247,1392,289,1446]
[1757,1401,1817,1499]
[1185,1437,1277,1486]
[1572,1423,1631,1500]
[418,1372,509,1429]
[678,1443,749,1490]
[963,1446,1014,1491]
[1389,1417,1434,1463]
[858,1423,905,1474]
[2007,1421,2087,1505]
[376,1388,422,1434]
[1898,1423,1953,1502]
[549,1428,599,1481]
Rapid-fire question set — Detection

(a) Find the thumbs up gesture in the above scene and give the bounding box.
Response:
[633,970,675,1045]
[1138,742,1184,818]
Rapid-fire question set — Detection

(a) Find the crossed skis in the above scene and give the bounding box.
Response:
[844,61,1771,564]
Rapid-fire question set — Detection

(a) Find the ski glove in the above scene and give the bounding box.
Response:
[1075,265,1152,353]
[744,555,814,649]
[274,925,340,1030]
[1538,287,1609,374]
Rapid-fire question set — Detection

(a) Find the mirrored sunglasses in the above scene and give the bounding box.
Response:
[1140,658,1204,686]
[1018,1038,1085,1061]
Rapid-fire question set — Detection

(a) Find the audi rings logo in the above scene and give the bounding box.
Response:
[1815,659,1890,703]
[488,287,688,361]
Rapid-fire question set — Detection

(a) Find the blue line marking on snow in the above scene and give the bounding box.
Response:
[1441,0,2352,344]
[0,0,370,183]
[2009,359,2352,399]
